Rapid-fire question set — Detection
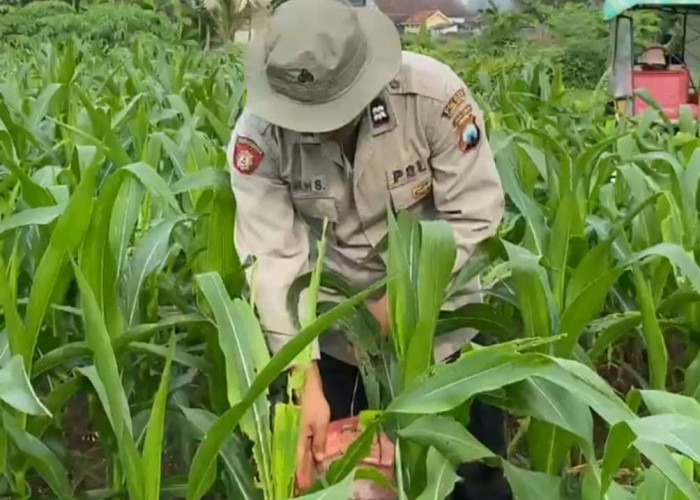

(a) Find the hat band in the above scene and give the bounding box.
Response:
[267,36,370,104]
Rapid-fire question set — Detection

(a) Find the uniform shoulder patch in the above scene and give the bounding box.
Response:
[233,136,264,175]
[442,88,468,119]
[456,112,480,153]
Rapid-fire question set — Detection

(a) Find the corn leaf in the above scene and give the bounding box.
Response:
[272,403,301,499]
[185,279,384,500]
[24,163,98,367]
[685,350,700,400]
[143,337,176,500]
[195,272,273,497]
[0,205,62,237]
[503,242,555,339]
[404,220,456,385]
[387,350,549,415]
[399,415,495,464]
[0,355,50,416]
[601,416,700,500]
[502,462,562,500]
[124,217,184,326]
[288,470,356,500]
[2,410,71,500]
[638,390,700,420]
[415,448,459,500]
[180,406,260,500]
[547,194,582,310]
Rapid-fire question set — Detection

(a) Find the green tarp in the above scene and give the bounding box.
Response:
[604,0,700,20]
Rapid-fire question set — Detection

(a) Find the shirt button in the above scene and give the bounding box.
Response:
[389,79,400,90]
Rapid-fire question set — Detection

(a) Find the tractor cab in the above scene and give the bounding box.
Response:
[607,0,700,120]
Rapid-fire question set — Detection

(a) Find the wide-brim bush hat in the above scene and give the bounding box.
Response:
[244,0,402,133]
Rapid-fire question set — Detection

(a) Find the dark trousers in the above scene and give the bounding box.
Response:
[319,352,512,500]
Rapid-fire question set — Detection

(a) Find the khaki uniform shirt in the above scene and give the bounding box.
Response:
[227,51,505,365]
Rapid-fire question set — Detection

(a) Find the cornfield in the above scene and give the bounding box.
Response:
[0,37,699,500]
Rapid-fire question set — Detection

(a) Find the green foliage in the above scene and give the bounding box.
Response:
[404,1,664,90]
[0,2,178,47]
[0,8,700,499]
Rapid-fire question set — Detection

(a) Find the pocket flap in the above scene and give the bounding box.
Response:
[388,178,432,212]
[293,196,339,223]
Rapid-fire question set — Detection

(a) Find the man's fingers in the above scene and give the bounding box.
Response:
[311,419,328,462]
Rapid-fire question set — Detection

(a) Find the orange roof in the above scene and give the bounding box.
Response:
[403,10,450,25]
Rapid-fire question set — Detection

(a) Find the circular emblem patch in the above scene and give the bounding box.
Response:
[457,116,480,153]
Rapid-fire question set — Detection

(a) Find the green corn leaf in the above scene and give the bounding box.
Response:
[185,280,384,500]
[507,377,593,444]
[638,390,700,420]
[398,415,495,464]
[171,168,230,194]
[272,403,301,499]
[196,272,274,497]
[72,262,144,498]
[123,162,182,215]
[110,176,145,277]
[387,210,419,360]
[637,460,694,500]
[82,170,128,340]
[288,470,356,500]
[0,355,51,416]
[33,343,89,378]
[0,256,24,357]
[404,220,456,386]
[436,303,517,339]
[526,420,576,475]
[143,337,176,500]
[494,141,548,254]
[685,350,700,400]
[24,163,98,367]
[2,410,72,500]
[502,462,562,500]
[625,243,700,295]
[415,448,459,500]
[127,342,209,374]
[73,263,133,439]
[556,266,625,357]
[565,241,613,310]
[0,205,62,237]
[124,217,184,326]
[74,87,131,167]
[632,269,667,390]
[503,242,555,339]
[387,350,550,415]
[534,361,698,500]
[547,194,582,311]
[601,416,700,500]
[203,187,244,298]
[27,377,81,439]
[588,312,642,360]
[179,406,260,500]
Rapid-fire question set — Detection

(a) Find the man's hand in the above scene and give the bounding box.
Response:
[296,362,330,491]
[367,295,389,338]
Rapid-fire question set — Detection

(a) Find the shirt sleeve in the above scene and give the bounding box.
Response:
[425,77,505,274]
[227,112,319,358]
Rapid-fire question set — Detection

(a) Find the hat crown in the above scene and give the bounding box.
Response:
[263,0,369,103]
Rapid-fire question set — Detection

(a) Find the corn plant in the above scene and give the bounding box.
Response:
[1,33,700,500]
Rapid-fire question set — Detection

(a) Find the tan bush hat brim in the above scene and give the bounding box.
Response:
[244,6,402,133]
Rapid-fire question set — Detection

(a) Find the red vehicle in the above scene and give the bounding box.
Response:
[607,1,700,121]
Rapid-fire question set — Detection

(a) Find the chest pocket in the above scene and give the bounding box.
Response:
[292,195,339,223]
